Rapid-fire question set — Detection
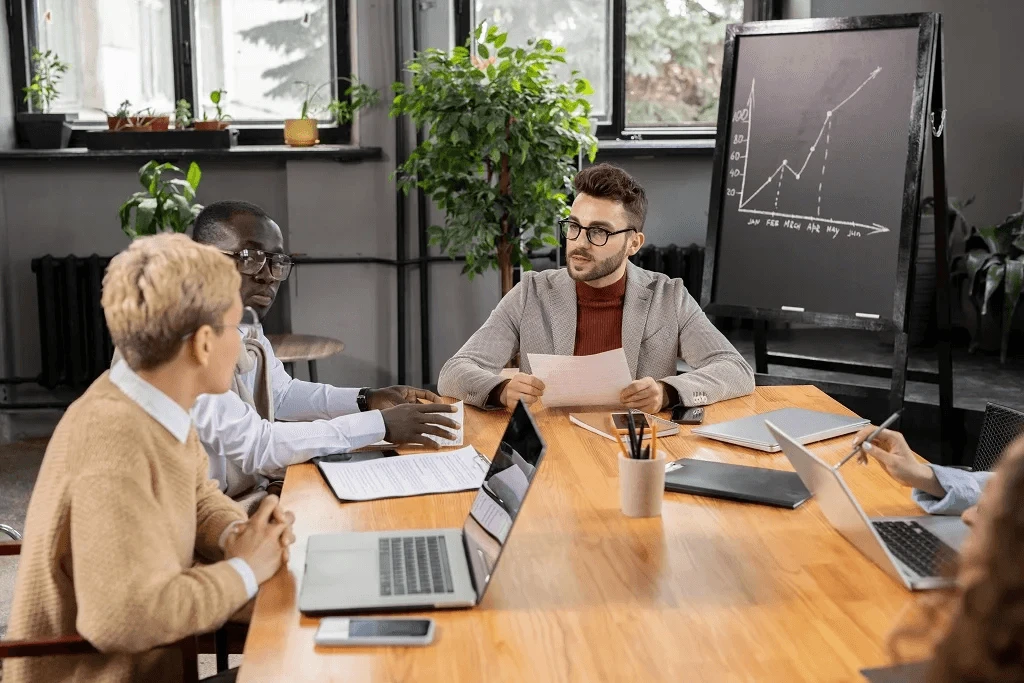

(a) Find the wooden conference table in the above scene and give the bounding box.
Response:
[238,386,927,682]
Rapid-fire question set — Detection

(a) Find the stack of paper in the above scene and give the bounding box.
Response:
[527,348,632,408]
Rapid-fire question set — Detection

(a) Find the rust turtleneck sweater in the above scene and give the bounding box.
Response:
[573,272,627,356]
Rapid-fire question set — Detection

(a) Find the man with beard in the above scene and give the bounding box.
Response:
[438,163,754,412]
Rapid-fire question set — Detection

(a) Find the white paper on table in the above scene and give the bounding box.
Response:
[369,400,465,448]
[317,445,488,502]
[527,348,632,408]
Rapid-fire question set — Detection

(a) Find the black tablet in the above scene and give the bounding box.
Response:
[664,459,811,509]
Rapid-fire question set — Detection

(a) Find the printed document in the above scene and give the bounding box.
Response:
[528,348,632,408]
[317,445,487,502]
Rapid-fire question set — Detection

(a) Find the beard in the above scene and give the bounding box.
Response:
[567,240,630,283]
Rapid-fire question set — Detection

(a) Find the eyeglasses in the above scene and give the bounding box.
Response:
[220,249,293,282]
[559,219,637,247]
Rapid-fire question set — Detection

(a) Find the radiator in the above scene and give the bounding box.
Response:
[30,255,113,390]
[629,244,705,301]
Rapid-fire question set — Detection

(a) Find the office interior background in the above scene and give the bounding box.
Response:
[0,0,1023,664]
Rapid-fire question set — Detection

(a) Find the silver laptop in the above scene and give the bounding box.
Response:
[299,400,546,615]
[766,421,967,591]
[693,408,868,452]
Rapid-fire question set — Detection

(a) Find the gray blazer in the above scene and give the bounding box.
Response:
[438,262,755,408]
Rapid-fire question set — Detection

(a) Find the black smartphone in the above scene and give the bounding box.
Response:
[671,405,705,425]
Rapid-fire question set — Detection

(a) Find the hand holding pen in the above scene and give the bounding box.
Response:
[835,410,902,469]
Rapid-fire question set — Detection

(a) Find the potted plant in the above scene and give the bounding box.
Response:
[195,90,231,130]
[391,24,597,296]
[284,78,380,146]
[106,100,132,130]
[16,48,76,148]
[948,205,1024,362]
[174,99,192,129]
[118,160,204,238]
[284,81,329,146]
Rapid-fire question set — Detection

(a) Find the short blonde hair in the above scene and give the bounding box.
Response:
[102,233,241,370]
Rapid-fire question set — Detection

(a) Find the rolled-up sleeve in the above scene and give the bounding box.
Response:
[912,465,994,515]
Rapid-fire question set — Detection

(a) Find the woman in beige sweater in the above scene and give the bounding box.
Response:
[5,233,295,683]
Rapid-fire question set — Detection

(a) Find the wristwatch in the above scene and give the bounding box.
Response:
[356,387,371,412]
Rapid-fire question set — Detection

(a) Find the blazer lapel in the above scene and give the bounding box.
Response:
[547,269,578,356]
[621,263,653,378]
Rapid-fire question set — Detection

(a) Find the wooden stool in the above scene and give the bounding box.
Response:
[266,334,345,383]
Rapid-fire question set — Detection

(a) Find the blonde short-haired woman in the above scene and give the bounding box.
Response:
[5,233,294,683]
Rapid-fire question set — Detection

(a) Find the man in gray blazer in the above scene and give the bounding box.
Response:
[438,163,754,412]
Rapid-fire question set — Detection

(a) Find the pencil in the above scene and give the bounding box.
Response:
[650,419,658,460]
[611,416,631,460]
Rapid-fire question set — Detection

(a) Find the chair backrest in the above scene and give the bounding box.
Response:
[971,402,1024,472]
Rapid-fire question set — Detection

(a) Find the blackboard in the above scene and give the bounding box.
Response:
[703,14,939,327]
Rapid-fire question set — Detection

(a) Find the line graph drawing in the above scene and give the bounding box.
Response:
[732,67,890,236]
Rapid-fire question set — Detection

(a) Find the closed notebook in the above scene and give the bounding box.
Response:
[663,458,811,509]
[692,408,868,452]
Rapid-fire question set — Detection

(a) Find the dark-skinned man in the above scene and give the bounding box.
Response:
[188,200,456,497]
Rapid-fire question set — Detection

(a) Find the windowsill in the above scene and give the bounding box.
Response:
[596,138,716,157]
[0,145,384,162]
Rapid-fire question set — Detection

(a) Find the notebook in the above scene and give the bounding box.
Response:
[692,408,869,452]
[664,459,811,509]
[569,412,680,441]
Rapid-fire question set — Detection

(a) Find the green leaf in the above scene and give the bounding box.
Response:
[494,32,508,49]
[477,43,490,59]
[186,161,202,190]
[135,198,158,236]
[965,249,996,294]
[981,261,1006,316]
[1003,257,1024,362]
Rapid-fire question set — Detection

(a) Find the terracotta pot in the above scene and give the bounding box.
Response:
[284,118,319,147]
[194,120,229,131]
[149,116,170,132]
[107,116,129,131]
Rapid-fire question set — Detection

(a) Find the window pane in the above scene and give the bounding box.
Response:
[194,0,334,122]
[626,0,744,127]
[32,0,175,120]
[475,0,611,121]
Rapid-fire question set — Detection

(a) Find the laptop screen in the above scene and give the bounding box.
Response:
[462,401,546,601]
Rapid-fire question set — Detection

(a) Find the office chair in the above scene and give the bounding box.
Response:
[970,402,1024,472]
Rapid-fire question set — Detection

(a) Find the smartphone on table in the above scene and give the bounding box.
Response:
[610,411,650,433]
[670,405,705,425]
[314,617,435,647]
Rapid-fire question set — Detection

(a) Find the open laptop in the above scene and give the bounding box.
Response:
[299,400,546,615]
[766,421,967,591]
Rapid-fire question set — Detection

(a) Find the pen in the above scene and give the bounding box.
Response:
[637,418,646,458]
[835,409,902,470]
[627,410,639,459]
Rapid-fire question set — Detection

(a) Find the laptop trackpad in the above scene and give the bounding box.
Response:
[305,549,378,588]
[917,516,969,552]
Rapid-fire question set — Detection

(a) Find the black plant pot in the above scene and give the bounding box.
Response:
[16,112,78,149]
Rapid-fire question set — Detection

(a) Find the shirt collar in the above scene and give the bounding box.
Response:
[110,361,192,443]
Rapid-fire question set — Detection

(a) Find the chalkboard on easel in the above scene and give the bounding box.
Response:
[702,14,939,329]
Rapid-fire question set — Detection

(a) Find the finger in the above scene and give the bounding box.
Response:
[862,443,897,469]
[411,388,442,403]
[413,403,458,413]
[514,383,544,398]
[265,521,287,543]
[418,425,458,440]
[518,393,538,405]
[281,529,296,546]
[252,495,280,527]
[851,426,876,446]
[271,505,290,525]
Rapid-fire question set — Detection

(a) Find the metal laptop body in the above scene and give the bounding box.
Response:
[766,422,966,591]
[299,401,547,615]
[693,408,869,452]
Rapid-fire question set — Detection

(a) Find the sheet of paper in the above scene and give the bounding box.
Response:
[369,400,465,448]
[469,492,513,543]
[318,445,487,502]
[528,348,632,408]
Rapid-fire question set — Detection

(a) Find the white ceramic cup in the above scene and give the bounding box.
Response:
[618,450,666,518]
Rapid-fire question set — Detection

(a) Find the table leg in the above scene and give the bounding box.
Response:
[283,361,295,378]
[308,360,319,383]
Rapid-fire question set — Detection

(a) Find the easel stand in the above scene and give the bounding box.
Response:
[751,22,956,463]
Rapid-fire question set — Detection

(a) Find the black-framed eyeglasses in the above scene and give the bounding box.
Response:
[558,219,637,247]
[220,249,293,282]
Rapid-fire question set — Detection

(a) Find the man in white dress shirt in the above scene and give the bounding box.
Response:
[189,200,457,494]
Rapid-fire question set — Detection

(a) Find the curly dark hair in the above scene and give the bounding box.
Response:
[573,163,648,232]
[891,435,1024,682]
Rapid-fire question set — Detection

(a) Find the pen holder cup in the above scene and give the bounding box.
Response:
[618,450,667,518]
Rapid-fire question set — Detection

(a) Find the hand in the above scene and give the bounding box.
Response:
[366,385,442,410]
[851,427,945,498]
[620,377,668,414]
[498,373,545,409]
[380,403,458,447]
[224,495,293,584]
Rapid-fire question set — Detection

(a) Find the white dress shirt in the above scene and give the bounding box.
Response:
[192,324,387,490]
[109,362,258,599]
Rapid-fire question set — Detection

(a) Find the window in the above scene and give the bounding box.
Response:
[474,0,611,122]
[30,0,175,120]
[194,0,334,122]
[461,0,762,139]
[10,0,350,132]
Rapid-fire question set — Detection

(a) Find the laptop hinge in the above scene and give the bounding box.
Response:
[460,530,479,596]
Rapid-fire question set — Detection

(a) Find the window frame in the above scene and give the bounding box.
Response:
[6,0,355,145]
[456,0,783,141]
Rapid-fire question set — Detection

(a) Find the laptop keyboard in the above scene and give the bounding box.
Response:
[873,520,956,578]
[378,536,455,597]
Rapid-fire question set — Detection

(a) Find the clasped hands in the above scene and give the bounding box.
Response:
[499,373,669,414]
[223,495,296,584]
